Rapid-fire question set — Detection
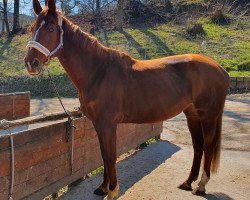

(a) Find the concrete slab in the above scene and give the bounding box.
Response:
[59,142,250,200]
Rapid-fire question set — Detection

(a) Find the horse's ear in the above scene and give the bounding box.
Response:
[33,0,42,16]
[47,0,56,13]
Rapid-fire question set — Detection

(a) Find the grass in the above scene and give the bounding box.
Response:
[0,33,64,77]
[0,15,249,78]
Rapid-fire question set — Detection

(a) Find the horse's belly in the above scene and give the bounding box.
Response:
[123,98,191,123]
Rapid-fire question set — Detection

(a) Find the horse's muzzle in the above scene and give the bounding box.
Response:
[24,58,43,75]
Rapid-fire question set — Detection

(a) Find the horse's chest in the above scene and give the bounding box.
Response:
[80,99,100,121]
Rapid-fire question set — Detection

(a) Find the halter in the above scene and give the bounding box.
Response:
[26,15,64,65]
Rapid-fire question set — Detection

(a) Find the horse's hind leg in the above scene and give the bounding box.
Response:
[178,105,203,191]
[192,112,222,195]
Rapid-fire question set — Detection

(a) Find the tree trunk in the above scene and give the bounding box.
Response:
[3,0,10,36]
[2,19,5,34]
[95,0,101,20]
[94,0,101,28]
[116,0,124,30]
[164,0,173,12]
[1,12,5,34]
[12,0,20,34]
[96,0,100,14]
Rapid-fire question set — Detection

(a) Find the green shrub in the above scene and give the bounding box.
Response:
[186,23,206,37]
[237,61,250,71]
[211,10,231,25]
[0,75,78,98]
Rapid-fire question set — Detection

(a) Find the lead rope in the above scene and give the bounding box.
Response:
[0,120,15,200]
[8,129,14,200]
[47,69,76,173]
[10,94,15,200]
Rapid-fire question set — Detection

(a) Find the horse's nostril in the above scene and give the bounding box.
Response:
[32,59,40,68]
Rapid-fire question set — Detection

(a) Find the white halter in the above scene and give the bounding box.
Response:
[26,15,64,65]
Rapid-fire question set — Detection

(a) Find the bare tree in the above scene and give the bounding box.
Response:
[12,0,20,34]
[1,11,5,34]
[96,0,100,14]
[2,0,10,36]
[59,0,77,15]
[0,3,4,34]
[115,0,124,30]
[95,0,101,27]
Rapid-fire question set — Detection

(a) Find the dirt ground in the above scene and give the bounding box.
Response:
[30,94,250,200]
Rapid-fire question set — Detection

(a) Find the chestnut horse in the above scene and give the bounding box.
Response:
[24,0,230,199]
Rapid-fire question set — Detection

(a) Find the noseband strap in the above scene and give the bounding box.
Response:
[27,41,51,57]
[26,15,64,65]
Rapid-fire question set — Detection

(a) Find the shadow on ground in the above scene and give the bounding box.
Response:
[60,141,180,200]
[227,96,250,105]
[0,37,13,60]
[118,30,150,59]
[204,192,235,200]
[118,141,180,196]
[138,28,174,56]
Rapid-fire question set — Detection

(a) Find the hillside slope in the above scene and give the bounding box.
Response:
[0,15,249,77]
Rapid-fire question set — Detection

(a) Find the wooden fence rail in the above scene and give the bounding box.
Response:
[0,117,163,200]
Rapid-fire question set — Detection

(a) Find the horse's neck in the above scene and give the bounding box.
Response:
[57,21,105,92]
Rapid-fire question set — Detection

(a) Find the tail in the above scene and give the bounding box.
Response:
[211,68,229,173]
[211,112,223,173]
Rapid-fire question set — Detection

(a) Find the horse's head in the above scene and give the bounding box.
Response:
[24,0,63,75]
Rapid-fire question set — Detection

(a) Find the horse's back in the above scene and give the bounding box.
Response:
[133,54,228,79]
[131,53,230,94]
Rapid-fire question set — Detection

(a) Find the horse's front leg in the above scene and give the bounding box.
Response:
[93,121,119,199]
[93,150,109,196]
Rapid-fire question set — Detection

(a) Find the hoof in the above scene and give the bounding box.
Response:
[94,187,108,196]
[178,182,192,191]
[104,185,119,200]
[192,187,206,196]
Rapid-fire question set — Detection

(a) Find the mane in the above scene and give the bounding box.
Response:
[61,14,133,62]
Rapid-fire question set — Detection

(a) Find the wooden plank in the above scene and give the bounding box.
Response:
[0,92,30,97]
[22,123,162,200]
[0,189,9,200]
[0,92,30,121]
[0,134,86,177]
[0,118,163,200]
[23,168,86,200]
[2,150,87,199]
[0,119,93,173]
[0,144,87,193]
[0,122,70,176]
[0,122,67,151]
[12,163,72,199]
